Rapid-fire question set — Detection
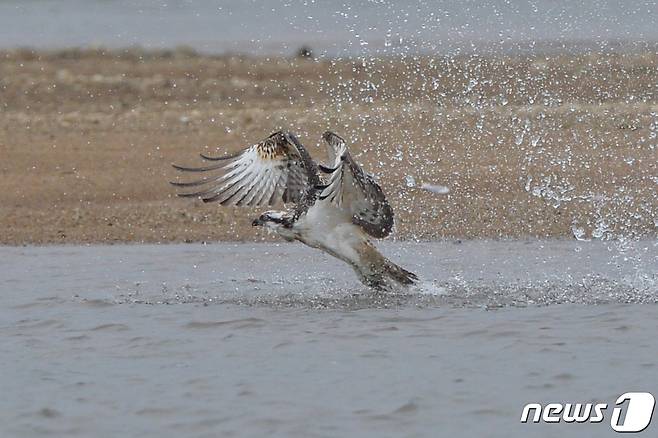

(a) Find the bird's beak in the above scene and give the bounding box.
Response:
[252,217,263,227]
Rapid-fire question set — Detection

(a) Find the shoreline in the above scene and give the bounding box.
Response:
[0,236,645,249]
[3,39,658,60]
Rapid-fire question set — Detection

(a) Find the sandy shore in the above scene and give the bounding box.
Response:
[0,48,656,244]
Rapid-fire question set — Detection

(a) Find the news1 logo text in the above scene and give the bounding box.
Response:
[521,392,655,433]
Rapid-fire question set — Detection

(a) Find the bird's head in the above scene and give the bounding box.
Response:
[252,211,295,240]
[252,210,288,228]
[322,130,345,151]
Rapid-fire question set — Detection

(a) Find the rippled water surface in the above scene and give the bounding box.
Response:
[2,241,657,437]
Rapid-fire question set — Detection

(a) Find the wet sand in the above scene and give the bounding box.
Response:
[1,240,657,438]
[1,49,657,244]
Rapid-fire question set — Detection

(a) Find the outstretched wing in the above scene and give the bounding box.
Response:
[171,131,318,207]
[318,131,394,238]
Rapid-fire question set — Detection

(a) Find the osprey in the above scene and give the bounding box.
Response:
[171,131,417,290]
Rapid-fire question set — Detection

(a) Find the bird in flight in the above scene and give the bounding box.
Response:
[171,131,417,291]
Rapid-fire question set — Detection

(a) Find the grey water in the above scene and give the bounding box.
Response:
[1,0,657,56]
[1,240,658,437]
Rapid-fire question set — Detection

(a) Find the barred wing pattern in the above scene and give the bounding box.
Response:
[171,131,318,207]
[319,131,394,238]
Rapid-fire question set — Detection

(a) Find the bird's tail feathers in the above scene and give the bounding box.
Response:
[381,259,419,286]
[356,242,418,291]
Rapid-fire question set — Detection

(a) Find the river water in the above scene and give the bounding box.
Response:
[1,0,657,55]
[1,240,657,437]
